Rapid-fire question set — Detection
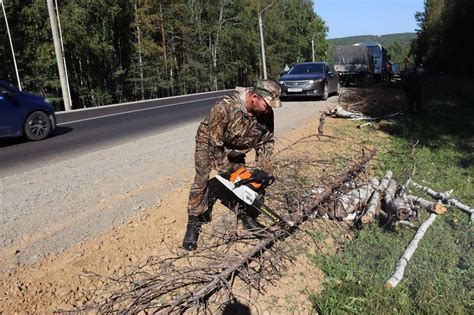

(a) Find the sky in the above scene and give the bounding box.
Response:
[314,0,425,39]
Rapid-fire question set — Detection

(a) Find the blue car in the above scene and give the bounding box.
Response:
[0,81,56,141]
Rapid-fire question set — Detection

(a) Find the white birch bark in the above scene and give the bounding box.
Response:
[331,106,373,120]
[211,0,228,91]
[385,213,437,288]
[134,0,144,100]
[411,182,473,221]
[410,182,452,201]
[383,179,398,205]
[335,178,379,219]
[407,195,447,215]
[360,171,393,224]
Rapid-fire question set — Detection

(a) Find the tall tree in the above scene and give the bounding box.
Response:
[413,0,474,76]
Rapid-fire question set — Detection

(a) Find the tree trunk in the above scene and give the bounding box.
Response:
[211,0,227,91]
[134,0,144,100]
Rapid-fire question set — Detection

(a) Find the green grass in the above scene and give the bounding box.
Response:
[309,76,474,315]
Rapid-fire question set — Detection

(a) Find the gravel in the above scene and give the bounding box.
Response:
[0,98,331,268]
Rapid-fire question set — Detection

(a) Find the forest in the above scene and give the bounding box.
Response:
[412,0,474,77]
[0,0,327,110]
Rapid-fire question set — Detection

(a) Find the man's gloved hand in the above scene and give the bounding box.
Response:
[227,150,247,163]
[227,150,246,159]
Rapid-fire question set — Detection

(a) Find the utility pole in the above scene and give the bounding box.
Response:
[258,2,274,80]
[311,38,315,62]
[47,0,71,111]
[54,0,72,108]
[1,0,21,90]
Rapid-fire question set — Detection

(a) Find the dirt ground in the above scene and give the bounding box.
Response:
[0,88,399,313]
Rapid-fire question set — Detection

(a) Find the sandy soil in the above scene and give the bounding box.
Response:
[0,93,378,313]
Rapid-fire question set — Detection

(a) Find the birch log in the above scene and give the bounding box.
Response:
[383,179,398,205]
[332,106,373,120]
[450,199,474,222]
[385,213,437,288]
[410,182,452,201]
[407,195,447,215]
[360,171,393,224]
[333,178,380,219]
[411,182,473,221]
[391,195,415,221]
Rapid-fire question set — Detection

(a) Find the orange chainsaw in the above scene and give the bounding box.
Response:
[216,167,294,231]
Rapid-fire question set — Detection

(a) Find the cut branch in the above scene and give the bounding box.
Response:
[411,182,473,221]
[154,150,376,312]
[318,111,328,135]
[385,213,437,288]
[407,195,447,215]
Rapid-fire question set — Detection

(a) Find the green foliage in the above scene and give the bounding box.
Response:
[412,0,474,76]
[310,77,474,314]
[0,0,327,109]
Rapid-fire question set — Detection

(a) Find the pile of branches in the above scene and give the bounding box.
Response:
[318,86,404,134]
[317,170,448,226]
[314,169,473,288]
[316,166,472,228]
[71,136,376,313]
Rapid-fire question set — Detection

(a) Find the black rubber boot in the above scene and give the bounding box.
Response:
[240,215,265,231]
[182,216,201,251]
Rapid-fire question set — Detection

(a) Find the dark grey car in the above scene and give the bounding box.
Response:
[278,62,340,100]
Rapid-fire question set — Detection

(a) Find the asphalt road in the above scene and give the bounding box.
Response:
[0,90,231,177]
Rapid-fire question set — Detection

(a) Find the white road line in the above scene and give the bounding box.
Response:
[57,95,222,126]
[55,89,234,114]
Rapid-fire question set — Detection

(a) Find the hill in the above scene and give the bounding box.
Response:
[327,33,417,63]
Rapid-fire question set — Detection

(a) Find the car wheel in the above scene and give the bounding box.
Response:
[335,81,341,95]
[24,111,51,141]
[321,83,329,100]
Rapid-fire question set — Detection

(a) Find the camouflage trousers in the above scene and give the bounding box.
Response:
[187,142,243,217]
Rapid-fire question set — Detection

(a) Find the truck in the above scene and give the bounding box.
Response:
[334,45,374,86]
[354,42,389,82]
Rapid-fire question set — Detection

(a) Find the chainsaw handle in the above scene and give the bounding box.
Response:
[234,175,275,188]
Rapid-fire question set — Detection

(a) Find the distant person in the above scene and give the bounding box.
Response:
[182,80,282,251]
[387,61,393,80]
[402,65,423,113]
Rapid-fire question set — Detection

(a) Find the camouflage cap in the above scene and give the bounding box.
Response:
[253,79,282,108]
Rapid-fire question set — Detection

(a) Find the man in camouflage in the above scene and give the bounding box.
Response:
[183,80,282,250]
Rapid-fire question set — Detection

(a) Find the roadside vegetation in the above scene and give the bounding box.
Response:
[310,77,473,314]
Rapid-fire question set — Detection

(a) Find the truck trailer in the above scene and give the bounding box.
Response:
[334,45,374,86]
[354,42,389,82]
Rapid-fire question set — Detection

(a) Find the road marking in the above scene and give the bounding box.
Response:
[57,95,223,126]
[55,89,233,114]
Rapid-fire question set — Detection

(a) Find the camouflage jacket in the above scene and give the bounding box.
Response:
[196,87,274,171]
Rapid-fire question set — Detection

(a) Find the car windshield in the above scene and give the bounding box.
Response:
[288,64,324,75]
